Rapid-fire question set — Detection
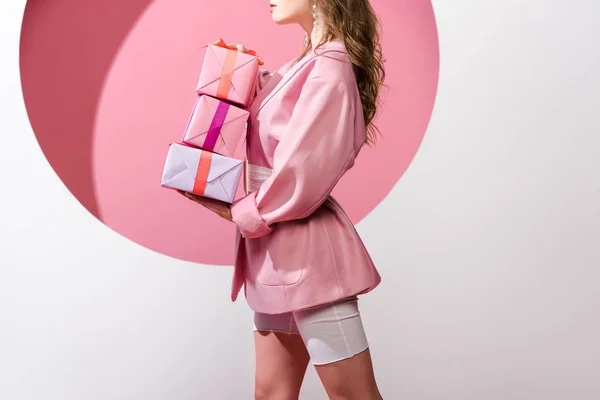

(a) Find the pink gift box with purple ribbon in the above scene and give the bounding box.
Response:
[182,95,249,158]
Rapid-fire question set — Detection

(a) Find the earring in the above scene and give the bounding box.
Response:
[306,1,318,46]
[312,2,319,36]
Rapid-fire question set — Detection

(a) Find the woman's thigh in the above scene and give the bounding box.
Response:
[292,296,369,366]
[292,297,382,399]
[253,312,310,399]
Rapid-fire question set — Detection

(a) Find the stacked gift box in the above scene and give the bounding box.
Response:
[161,39,259,203]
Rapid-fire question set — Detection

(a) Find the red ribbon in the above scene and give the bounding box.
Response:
[193,150,212,195]
[206,38,257,56]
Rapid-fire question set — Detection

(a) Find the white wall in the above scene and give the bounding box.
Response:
[1,1,599,399]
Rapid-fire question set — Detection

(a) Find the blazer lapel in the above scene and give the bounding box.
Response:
[251,43,348,117]
[250,52,317,117]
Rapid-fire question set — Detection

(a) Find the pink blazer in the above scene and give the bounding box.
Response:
[229,41,381,314]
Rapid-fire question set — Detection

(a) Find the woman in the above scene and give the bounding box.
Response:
[181,0,385,398]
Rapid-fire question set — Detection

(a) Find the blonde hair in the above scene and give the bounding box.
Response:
[297,0,386,146]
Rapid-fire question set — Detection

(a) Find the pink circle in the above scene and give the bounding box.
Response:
[20,0,439,265]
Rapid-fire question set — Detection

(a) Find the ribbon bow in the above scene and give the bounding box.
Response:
[202,38,257,57]
[207,38,257,56]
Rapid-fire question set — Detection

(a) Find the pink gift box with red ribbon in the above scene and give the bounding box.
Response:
[182,95,249,158]
[196,39,260,107]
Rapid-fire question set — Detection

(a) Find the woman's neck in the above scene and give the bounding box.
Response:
[310,27,326,51]
[300,17,328,51]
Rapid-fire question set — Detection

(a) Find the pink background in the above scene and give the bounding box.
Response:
[20,0,439,265]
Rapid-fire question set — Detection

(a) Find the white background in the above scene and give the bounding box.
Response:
[2,1,600,399]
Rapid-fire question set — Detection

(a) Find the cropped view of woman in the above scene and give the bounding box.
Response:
[181,0,386,398]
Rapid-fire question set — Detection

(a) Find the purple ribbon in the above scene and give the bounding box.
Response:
[204,101,230,151]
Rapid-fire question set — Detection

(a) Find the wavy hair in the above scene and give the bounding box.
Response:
[297,0,386,146]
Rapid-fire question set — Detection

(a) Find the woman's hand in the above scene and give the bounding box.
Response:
[219,40,264,65]
[177,190,233,222]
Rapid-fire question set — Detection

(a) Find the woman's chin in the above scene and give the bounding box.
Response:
[271,14,291,25]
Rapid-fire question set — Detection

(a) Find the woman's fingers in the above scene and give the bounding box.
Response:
[176,190,229,219]
[179,190,201,202]
[226,42,264,64]
[226,43,247,53]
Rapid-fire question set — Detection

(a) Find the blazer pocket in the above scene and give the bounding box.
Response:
[254,222,304,286]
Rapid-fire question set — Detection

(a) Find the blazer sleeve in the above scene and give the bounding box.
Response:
[250,67,272,101]
[230,75,358,239]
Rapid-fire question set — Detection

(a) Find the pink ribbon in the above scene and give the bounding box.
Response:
[203,101,230,151]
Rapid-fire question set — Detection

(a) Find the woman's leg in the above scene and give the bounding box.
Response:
[313,348,383,400]
[293,297,383,400]
[253,312,311,400]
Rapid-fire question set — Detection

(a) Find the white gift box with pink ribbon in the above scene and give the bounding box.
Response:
[161,143,243,204]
